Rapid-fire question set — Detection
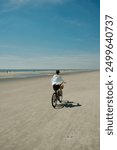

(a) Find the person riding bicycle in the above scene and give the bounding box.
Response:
[51,70,64,91]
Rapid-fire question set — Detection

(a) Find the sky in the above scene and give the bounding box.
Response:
[0,0,100,69]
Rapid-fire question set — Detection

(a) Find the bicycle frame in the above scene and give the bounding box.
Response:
[51,88,63,108]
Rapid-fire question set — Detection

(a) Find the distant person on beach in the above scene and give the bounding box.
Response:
[51,70,64,91]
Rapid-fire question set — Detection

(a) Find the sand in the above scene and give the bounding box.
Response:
[0,71,100,150]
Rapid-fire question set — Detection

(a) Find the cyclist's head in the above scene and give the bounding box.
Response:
[56,70,60,75]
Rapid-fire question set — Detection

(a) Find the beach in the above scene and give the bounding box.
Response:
[0,71,100,150]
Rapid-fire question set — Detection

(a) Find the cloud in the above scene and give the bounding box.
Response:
[65,19,81,26]
[0,53,99,69]
[0,0,71,12]
[59,17,81,27]
[0,44,17,49]
[9,0,28,7]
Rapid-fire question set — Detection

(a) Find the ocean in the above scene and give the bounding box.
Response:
[0,69,96,79]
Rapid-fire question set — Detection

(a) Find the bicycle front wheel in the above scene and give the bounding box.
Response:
[51,93,57,108]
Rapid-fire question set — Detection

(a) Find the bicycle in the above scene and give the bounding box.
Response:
[51,88,63,108]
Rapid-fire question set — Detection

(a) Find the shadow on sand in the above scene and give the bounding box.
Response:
[56,100,82,109]
[63,100,82,108]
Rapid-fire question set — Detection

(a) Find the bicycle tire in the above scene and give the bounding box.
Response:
[58,89,63,103]
[51,93,57,108]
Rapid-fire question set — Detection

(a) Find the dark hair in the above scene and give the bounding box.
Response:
[56,70,60,74]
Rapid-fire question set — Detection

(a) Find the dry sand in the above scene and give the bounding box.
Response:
[0,71,100,150]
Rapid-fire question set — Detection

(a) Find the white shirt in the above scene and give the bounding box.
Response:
[51,74,64,85]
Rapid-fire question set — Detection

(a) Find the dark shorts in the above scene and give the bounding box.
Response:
[53,84,60,91]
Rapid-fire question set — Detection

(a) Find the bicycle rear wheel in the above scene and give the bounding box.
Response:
[58,89,63,103]
[51,93,57,108]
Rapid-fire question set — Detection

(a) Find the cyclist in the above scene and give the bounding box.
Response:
[51,70,64,92]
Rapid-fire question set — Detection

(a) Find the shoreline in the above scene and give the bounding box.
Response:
[0,69,99,81]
